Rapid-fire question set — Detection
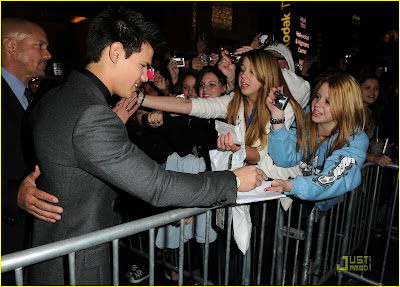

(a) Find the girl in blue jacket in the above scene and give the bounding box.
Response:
[265,73,369,211]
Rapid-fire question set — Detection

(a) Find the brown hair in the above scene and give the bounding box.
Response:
[226,50,306,153]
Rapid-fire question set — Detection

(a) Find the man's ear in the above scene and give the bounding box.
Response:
[109,42,124,64]
[2,37,16,54]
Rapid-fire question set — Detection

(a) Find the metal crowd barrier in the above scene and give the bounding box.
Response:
[268,163,398,286]
[2,163,398,286]
[1,207,217,286]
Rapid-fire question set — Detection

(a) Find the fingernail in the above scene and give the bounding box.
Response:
[228,132,231,135]
[55,215,61,220]
[57,208,63,213]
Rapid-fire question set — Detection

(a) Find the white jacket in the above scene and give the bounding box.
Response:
[265,42,311,108]
[282,68,310,108]
[189,92,302,179]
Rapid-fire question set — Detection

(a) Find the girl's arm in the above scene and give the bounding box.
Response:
[141,94,193,114]
[268,125,301,167]
[141,92,234,120]
[265,95,302,167]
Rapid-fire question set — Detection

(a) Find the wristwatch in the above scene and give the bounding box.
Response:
[236,176,241,189]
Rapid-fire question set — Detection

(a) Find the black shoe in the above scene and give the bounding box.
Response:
[124,264,149,284]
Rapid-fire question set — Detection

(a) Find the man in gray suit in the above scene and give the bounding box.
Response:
[29,7,266,285]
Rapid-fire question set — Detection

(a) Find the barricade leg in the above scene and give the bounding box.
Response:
[300,207,316,285]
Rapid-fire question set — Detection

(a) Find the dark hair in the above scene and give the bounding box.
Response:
[357,73,380,87]
[173,68,199,95]
[196,66,227,95]
[86,6,164,63]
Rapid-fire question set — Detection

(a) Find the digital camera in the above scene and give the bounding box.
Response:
[53,63,65,76]
[200,55,213,64]
[274,91,290,110]
[147,68,155,80]
[227,53,241,64]
[259,34,274,45]
[173,57,185,67]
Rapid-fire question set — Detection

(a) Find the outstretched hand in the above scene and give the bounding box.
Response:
[17,165,64,223]
[233,165,267,192]
[265,179,292,193]
[234,46,254,56]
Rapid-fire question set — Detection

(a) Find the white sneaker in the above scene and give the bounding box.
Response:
[125,264,149,284]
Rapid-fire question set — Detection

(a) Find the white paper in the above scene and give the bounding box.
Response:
[236,180,286,204]
[215,120,244,145]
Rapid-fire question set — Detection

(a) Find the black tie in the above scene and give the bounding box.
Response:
[24,88,33,105]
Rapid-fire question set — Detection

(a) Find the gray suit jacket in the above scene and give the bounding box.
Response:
[29,71,237,285]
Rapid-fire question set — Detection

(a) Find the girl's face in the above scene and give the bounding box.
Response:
[311,82,336,130]
[360,78,379,106]
[238,57,262,98]
[199,72,226,98]
[182,75,198,99]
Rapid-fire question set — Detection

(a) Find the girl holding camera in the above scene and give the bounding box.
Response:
[141,49,308,180]
[265,73,369,211]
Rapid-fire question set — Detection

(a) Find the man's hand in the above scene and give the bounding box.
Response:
[17,165,64,223]
[112,97,138,124]
[265,179,292,193]
[233,166,267,192]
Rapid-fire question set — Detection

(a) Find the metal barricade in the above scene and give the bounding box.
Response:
[1,207,216,286]
[2,163,398,286]
[269,163,398,286]
[337,163,399,285]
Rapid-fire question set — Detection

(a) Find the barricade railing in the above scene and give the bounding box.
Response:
[338,163,398,286]
[1,207,218,286]
[268,163,398,286]
[2,163,398,286]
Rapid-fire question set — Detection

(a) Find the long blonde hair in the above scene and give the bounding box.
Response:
[306,73,366,160]
[227,50,306,153]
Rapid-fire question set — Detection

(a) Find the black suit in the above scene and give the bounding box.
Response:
[1,77,33,284]
[29,70,237,285]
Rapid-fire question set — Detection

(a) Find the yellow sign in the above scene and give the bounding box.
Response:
[337,256,371,271]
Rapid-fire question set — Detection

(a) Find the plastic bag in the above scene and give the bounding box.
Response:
[232,205,252,254]
[210,146,252,254]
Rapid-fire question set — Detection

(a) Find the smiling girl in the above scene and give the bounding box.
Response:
[265,73,369,211]
[140,50,309,180]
